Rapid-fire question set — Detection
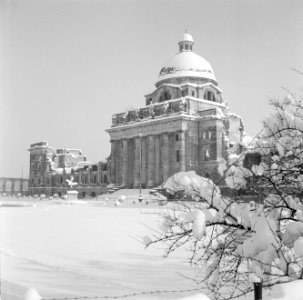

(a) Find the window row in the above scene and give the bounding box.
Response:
[153,89,217,103]
[202,131,214,139]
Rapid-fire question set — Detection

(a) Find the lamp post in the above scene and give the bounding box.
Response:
[138,132,143,202]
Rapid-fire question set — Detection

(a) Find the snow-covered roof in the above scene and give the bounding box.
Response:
[157,51,216,84]
[77,161,93,167]
[182,32,193,42]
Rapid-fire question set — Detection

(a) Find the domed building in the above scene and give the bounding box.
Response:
[107,32,244,188]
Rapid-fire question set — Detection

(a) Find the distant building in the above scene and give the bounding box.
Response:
[107,32,244,188]
[0,177,29,196]
[28,141,109,197]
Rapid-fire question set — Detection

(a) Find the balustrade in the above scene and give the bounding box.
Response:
[111,98,189,126]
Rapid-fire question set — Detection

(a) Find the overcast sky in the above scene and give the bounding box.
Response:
[1,0,303,178]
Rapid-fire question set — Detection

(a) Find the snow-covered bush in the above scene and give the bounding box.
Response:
[147,94,303,299]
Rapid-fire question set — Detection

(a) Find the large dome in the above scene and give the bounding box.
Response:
[156,32,216,85]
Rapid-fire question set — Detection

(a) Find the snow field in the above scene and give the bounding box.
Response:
[0,199,199,300]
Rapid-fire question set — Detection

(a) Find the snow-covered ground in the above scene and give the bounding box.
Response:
[1,190,302,300]
[0,191,200,300]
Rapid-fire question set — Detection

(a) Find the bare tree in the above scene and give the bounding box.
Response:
[146,93,303,300]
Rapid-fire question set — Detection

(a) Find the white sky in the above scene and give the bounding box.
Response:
[1,0,303,178]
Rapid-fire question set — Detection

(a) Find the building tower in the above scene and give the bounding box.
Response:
[106,32,243,188]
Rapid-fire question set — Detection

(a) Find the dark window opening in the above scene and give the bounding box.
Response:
[176,134,179,141]
[163,92,171,101]
[205,90,216,101]
[243,153,261,169]
[192,91,195,97]
[176,150,180,162]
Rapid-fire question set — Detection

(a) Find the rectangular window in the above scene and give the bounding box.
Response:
[176,150,180,162]
[176,133,179,141]
[202,132,206,139]
[208,131,212,139]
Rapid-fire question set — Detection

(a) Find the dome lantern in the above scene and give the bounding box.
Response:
[178,30,194,52]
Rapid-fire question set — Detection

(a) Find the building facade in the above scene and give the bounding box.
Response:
[107,32,244,188]
[0,177,29,196]
[28,141,109,197]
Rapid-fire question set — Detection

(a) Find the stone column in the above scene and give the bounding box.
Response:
[161,133,169,182]
[115,140,122,185]
[134,137,141,187]
[110,141,116,184]
[147,135,155,187]
[122,139,128,186]
[154,135,160,185]
[180,131,186,172]
[141,137,147,187]
[216,121,224,159]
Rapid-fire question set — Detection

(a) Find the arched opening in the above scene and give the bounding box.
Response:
[90,191,96,198]
[82,191,86,198]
